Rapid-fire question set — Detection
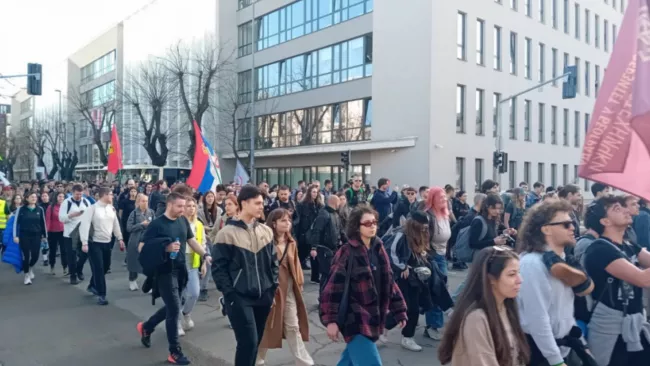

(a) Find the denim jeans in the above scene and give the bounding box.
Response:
[143,271,182,353]
[337,335,382,366]
[88,241,111,296]
[183,267,200,315]
[425,253,448,329]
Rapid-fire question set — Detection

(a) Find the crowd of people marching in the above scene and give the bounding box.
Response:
[1,176,650,366]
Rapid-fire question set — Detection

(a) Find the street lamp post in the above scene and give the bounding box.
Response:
[55,89,62,152]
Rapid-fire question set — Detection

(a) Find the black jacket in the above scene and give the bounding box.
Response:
[269,199,297,222]
[211,219,279,306]
[449,208,479,247]
[296,202,322,241]
[14,206,47,238]
[370,190,398,223]
[392,194,413,228]
[452,199,470,221]
[310,206,343,252]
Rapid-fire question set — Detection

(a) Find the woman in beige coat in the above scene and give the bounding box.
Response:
[257,208,313,366]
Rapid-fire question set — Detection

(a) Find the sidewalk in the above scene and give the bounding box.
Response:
[1,247,465,365]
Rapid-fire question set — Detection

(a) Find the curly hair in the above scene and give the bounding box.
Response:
[346,205,378,240]
[516,200,573,253]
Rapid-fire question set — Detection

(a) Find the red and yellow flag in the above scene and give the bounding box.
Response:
[107,125,123,174]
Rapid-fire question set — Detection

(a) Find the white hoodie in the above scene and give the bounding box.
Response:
[58,196,91,238]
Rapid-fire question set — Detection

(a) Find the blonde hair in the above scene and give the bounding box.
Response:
[184,197,198,222]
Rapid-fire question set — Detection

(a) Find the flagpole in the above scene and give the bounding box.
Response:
[249,0,257,184]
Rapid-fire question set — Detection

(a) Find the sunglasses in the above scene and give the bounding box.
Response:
[406,192,416,196]
[354,180,362,183]
[544,221,574,229]
[360,220,378,228]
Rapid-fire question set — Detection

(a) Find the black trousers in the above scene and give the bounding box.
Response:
[63,236,87,280]
[88,242,112,297]
[19,235,41,273]
[48,232,66,269]
[386,277,420,338]
[143,272,182,353]
[608,334,650,366]
[226,298,272,366]
[310,256,320,282]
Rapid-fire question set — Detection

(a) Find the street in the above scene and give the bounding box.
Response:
[0,247,466,366]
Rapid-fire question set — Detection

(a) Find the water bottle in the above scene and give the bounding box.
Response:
[170,237,179,260]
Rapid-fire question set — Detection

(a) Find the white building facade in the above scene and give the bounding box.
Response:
[219,0,624,192]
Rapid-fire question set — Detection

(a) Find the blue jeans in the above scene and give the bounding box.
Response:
[337,335,382,366]
[425,253,448,329]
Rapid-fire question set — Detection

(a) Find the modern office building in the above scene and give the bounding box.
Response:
[218,0,624,192]
[10,89,39,181]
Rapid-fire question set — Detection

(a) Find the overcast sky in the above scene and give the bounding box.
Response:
[0,0,152,104]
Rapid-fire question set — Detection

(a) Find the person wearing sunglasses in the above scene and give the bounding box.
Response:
[516,200,596,366]
[344,175,368,208]
[392,187,418,229]
[320,205,407,365]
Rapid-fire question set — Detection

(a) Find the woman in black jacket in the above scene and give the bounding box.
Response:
[452,191,470,221]
[296,185,323,273]
[468,194,516,252]
[13,192,47,285]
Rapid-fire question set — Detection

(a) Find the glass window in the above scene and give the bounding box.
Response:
[585,113,590,134]
[538,102,545,143]
[585,60,590,96]
[524,38,531,79]
[595,65,600,95]
[574,3,580,40]
[238,22,253,57]
[457,84,466,133]
[80,50,116,83]
[563,0,569,34]
[494,26,502,70]
[552,47,558,86]
[524,162,531,185]
[613,24,618,44]
[563,164,569,185]
[456,158,466,191]
[238,70,252,103]
[585,9,591,44]
[524,99,531,141]
[551,105,558,144]
[476,89,484,135]
[509,97,517,140]
[458,12,467,60]
[563,108,569,146]
[509,161,517,189]
[475,159,484,192]
[525,0,531,16]
[539,0,545,22]
[552,0,558,28]
[551,163,557,187]
[510,32,517,75]
[511,0,518,11]
[476,19,485,65]
[595,14,600,48]
[538,162,545,184]
[604,19,609,52]
[538,42,545,82]
[574,111,580,147]
[575,57,581,93]
[493,93,501,138]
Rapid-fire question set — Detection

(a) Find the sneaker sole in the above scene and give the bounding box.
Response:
[167,355,190,365]
[136,322,151,348]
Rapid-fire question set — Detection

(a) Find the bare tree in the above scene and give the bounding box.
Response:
[0,135,20,181]
[20,121,49,176]
[68,84,120,166]
[163,36,234,160]
[121,60,180,167]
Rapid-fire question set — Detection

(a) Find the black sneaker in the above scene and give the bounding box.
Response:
[87,286,99,296]
[167,348,191,365]
[136,322,151,348]
[77,273,85,281]
[70,277,79,285]
[198,289,208,302]
[43,259,49,267]
[97,296,109,306]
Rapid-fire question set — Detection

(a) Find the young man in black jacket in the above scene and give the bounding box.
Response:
[212,185,279,366]
[310,195,344,290]
[136,192,212,365]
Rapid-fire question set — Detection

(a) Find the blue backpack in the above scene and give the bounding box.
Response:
[2,215,22,273]
[454,216,488,263]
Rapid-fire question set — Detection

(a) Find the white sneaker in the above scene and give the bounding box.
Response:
[378,330,389,344]
[29,269,35,280]
[401,337,423,352]
[177,320,185,336]
[24,274,32,285]
[129,281,139,291]
[182,313,194,330]
[423,327,443,341]
[256,359,265,365]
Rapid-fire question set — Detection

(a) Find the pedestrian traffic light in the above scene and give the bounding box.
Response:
[562,65,577,99]
[493,150,502,168]
[340,150,351,169]
[27,63,42,96]
[499,152,509,174]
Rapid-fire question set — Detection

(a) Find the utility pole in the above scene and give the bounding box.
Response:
[55,89,62,152]
[249,0,257,184]
[494,68,576,186]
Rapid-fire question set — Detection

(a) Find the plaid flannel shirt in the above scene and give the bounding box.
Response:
[319,237,407,343]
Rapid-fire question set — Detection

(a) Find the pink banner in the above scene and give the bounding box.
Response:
[579,0,650,200]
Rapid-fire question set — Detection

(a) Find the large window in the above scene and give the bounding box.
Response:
[585,113,590,134]
[458,12,467,60]
[255,0,373,51]
[551,163,557,187]
[511,0,518,11]
[552,0,558,29]
[509,97,517,140]
[552,47,558,86]
[525,0,532,16]
[476,89,484,135]
[574,111,580,147]
[595,65,600,95]
[256,164,371,189]
[595,14,600,47]
[80,50,116,84]
[563,0,569,34]
[563,108,569,146]
[238,22,253,57]
[585,9,591,44]
[475,159,484,191]
[524,37,532,79]
[476,19,485,65]
[494,26,502,70]
[456,157,466,191]
[493,92,501,138]
[84,81,115,107]
[238,98,372,150]
[539,0,545,22]
[604,19,610,52]
[524,99,531,141]
[585,60,590,96]
[254,35,372,100]
[238,70,252,103]
[524,161,531,185]
[510,32,518,75]
[538,43,545,82]
[457,84,466,133]
[574,3,580,40]
[538,102,545,143]
[563,164,569,185]
[538,162,545,184]
[509,161,517,189]
[575,57,581,93]
[551,105,558,144]
[613,24,618,44]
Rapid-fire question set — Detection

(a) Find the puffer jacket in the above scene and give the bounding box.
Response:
[1,215,21,273]
[211,218,279,306]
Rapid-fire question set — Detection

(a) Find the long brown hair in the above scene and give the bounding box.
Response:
[438,247,530,366]
[266,208,295,244]
[302,184,323,207]
[202,191,219,225]
[403,217,429,255]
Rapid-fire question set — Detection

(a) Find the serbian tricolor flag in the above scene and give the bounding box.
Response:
[187,121,222,193]
[579,0,650,200]
[107,125,123,174]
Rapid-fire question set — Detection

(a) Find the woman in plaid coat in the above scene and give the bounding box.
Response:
[319,205,407,365]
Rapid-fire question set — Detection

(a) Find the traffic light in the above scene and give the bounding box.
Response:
[27,63,42,96]
[562,65,577,99]
[493,151,502,168]
[340,150,351,169]
[493,150,508,173]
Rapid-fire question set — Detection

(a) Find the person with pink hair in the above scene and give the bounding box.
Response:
[421,186,453,340]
